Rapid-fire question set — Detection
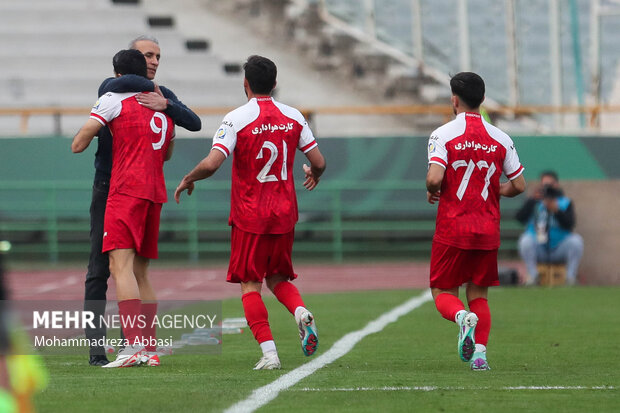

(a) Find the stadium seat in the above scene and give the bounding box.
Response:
[0,0,246,137]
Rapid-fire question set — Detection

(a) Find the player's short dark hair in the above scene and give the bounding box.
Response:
[112,49,147,78]
[243,55,277,95]
[540,170,559,182]
[450,72,485,109]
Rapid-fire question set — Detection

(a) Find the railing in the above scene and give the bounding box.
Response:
[0,180,523,263]
[303,0,615,125]
[3,104,620,135]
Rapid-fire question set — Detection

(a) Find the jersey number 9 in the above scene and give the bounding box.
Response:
[150,112,168,151]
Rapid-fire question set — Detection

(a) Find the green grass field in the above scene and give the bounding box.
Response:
[35,287,619,412]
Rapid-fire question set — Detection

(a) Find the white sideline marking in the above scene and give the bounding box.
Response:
[296,385,617,392]
[505,386,616,390]
[224,290,433,413]
[32,275,78,294]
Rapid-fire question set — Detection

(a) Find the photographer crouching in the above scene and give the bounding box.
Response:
[516,170,584,285]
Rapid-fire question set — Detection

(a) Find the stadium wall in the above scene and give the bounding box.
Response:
[1,135,615,181]
[0,135,618,284]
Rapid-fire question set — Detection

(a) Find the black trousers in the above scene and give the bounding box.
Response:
[83,179,112,356]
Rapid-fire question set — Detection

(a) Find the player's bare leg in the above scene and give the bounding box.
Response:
[105,249,145,368]
[432,287,478,362]
[109,249,139,301]
[240,281,280,370]
[134,255,155,301]
[267,274,318,357]
[466,283,491,370]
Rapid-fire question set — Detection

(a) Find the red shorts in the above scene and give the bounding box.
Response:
[102,192,162,259]
[227,226,297,284]
[429,241,499,289]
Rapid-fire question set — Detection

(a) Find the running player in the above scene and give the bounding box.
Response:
[426,72,525,370]
[72,49,176,368]
[174,55,326,370]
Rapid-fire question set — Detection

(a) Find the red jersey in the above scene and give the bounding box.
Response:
[90,92,174,203]
[428,112,524,250]
[212,97,318,234]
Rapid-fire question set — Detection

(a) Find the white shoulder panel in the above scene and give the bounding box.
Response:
[272,100,306,125]
[224,99,261,133]
[90,92,137,125]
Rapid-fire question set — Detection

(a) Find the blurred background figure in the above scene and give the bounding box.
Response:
[0,242,48,413]
[0,241,17,412]
[516,171,584,285]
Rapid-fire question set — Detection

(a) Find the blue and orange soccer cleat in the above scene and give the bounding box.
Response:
[295,309,318,357]
[456,311,478,362]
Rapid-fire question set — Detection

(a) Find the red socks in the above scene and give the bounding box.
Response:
[469,297,491,346]
[117,300,160,350]
[272,281,305,315]
[243,283,304,346]
[242,292,273,344]
[141,302,158,352]
[434,293,466,322]
[435,294,492,347]
[118,299,141,345]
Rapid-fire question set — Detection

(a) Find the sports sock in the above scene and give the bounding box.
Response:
[118,299,142,346]
[434,293,466,323]
[141,302,158,352]
[242,292,273,344]
[259,340,277,355]
[469,297,491,346]
[272,281,305,315]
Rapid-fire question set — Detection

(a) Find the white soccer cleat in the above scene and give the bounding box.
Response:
[295,309,318,357]
[253,351,281,370]
[142,353,160,367]
[139,345,172,365]
[457,311,478,362]
[102,344,146,368]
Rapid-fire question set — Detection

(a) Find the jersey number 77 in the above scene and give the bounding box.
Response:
[452,159,497,201]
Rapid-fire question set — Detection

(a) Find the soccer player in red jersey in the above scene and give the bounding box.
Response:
[72,49,175,368]
[174,55,326,370]
[426,72,526,370]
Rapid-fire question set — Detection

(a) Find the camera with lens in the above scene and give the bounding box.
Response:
[542,184,562,199]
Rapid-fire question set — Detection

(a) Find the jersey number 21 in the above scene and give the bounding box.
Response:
[256,141,288,183]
